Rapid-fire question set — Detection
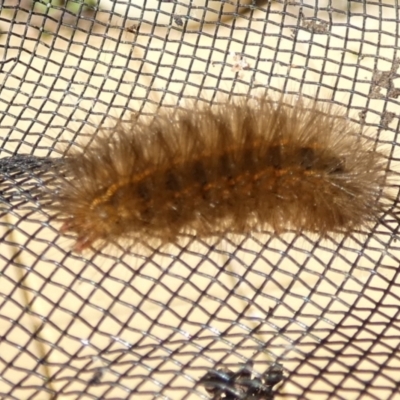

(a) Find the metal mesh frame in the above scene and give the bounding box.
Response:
[1,0,400,399]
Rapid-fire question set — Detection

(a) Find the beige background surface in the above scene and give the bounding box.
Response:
[1,0,400,399]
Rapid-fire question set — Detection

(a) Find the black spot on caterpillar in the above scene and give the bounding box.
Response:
[53,96,391,252]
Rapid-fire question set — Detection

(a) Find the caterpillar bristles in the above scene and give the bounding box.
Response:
[51,96,392,253]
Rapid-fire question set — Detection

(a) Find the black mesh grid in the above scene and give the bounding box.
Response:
[1,0,400,399]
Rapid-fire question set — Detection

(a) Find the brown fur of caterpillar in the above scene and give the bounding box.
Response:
[54,96,390,252]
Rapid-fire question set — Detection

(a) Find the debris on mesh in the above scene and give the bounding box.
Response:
[300,12,328,34]
[231,52,251,73]
[199,361,283,399]
[370,58,400,99]
[173,15,184,26]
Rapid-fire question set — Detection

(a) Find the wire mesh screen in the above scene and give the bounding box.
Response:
[1,0,400,399]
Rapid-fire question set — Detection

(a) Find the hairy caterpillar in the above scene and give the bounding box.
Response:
[54,96,391,252]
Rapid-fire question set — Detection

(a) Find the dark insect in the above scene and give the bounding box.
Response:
[199,361,284,399]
